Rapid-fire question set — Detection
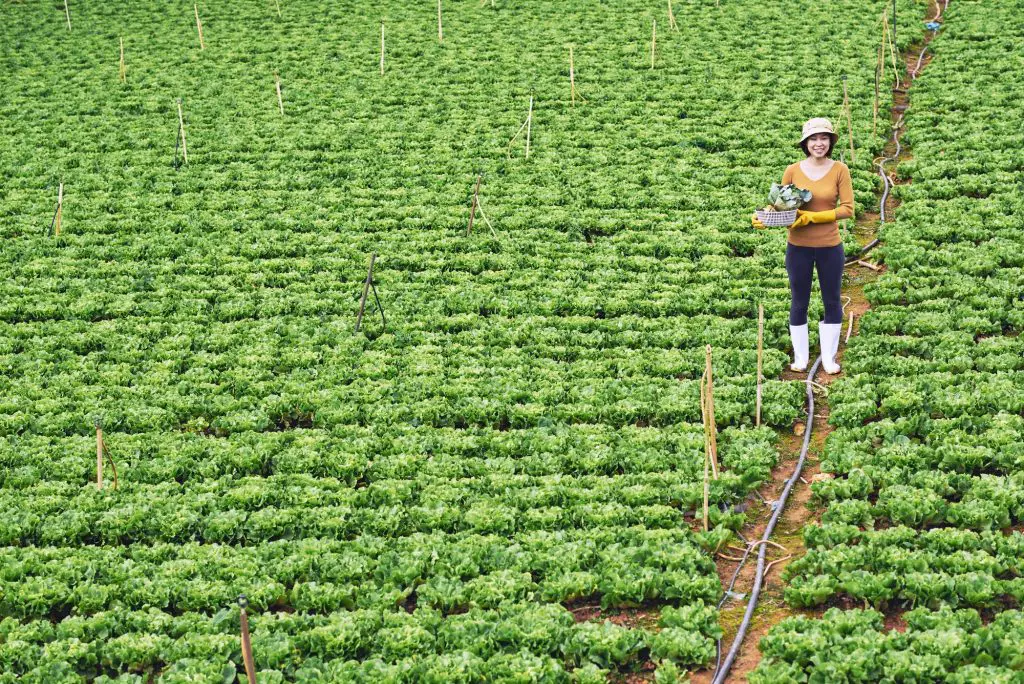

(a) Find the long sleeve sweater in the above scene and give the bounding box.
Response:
[781,160,855,247]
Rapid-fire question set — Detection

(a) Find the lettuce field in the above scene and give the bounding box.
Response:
[2,0,1021,682]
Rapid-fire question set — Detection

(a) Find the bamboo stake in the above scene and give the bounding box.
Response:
[525,95,533,159]
[176,99,189,164]
[275,71,284,115]
[506,96,534,159]
[119,37,126,82]
[882,12,899,89]
[842,76,854,163]
[437,0,443,43]
[703,345,719,479]
[194,4,205,50]
[667,0,678,30]
[55,183,63,236]
[886,13,899,87]
[879,21,886,88]
[274,0,281,18]
[569,46,576,106]
[476,200,498,238]
[380,21,385,76]
[707,345,719,479]
[755,303,763,427]
[63,0,71,30]
[238,597,256,684]
[96,425,103,490]
[466,173,483,236]
[650,19,656,70]
[355,253,377,332]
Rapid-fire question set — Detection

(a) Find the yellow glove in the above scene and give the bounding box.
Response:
[791,209,838,228]
[751,213,766,230]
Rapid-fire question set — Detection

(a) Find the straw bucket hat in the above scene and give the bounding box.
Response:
[796,117,839,147]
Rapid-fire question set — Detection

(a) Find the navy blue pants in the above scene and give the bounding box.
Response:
[786,243,845,325]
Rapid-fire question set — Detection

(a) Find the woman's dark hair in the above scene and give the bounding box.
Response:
[800,134,836,158]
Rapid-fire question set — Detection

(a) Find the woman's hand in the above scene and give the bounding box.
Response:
[751,213,766,229]
[790,209,838,228]
[789,211,813,228]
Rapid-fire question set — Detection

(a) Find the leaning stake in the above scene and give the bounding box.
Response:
[355,253,377,333]
[380,21,385,75]
[238,597,256,684]
[119,37,126,82]
[704,344,719,479]
[466,173,483,236]
[176,98,189,164]
[194,4,205,50]
[668,0,678,30]
[437,0,443,42]
[525,95,533,158]
[275,71,284,115]
[55,183,64,236]
[64,0,71,30]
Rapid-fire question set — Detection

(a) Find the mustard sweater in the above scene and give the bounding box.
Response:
[782,160,855,248]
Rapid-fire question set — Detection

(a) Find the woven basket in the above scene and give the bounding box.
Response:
[755,208,797,227]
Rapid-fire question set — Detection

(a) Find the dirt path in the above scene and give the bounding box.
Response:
[690,3,948,680]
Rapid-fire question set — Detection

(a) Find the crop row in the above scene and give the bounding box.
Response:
[0,601,721,683]
[753,606,1024,683]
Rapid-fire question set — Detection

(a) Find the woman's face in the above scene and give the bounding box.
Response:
[806,133,832,159]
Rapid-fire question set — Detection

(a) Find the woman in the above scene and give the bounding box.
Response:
[752,117,854,374]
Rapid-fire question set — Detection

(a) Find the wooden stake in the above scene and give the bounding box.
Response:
[274,0,281,18]
[842,76,854,163]
[879,20,886,88]
[668,0,678,30]
[63,0,71,30]
[476,200,498,239]
[119,37,126,83]
[355,253,377,332]
[238,597,256,684]
[466,173,483,236]
[882,12,899,88]
[650,19,656,70]
[701,345,720,481]
[176,99,189,164]
[506,96,534,159]
[194,4,205,50]
[55,183,63,236]
[275,72,284,115]
[437,0,443,43]
[569,46,576,106]
[380,21,385,76]
[525,95,533,159]
[96,425,103,490]
[755,303,764,427]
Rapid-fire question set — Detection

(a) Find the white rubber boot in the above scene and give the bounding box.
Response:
[789,324,809,372]
[819,322,843,374]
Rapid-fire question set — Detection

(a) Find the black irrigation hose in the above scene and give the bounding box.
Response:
[712,357,822,684]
